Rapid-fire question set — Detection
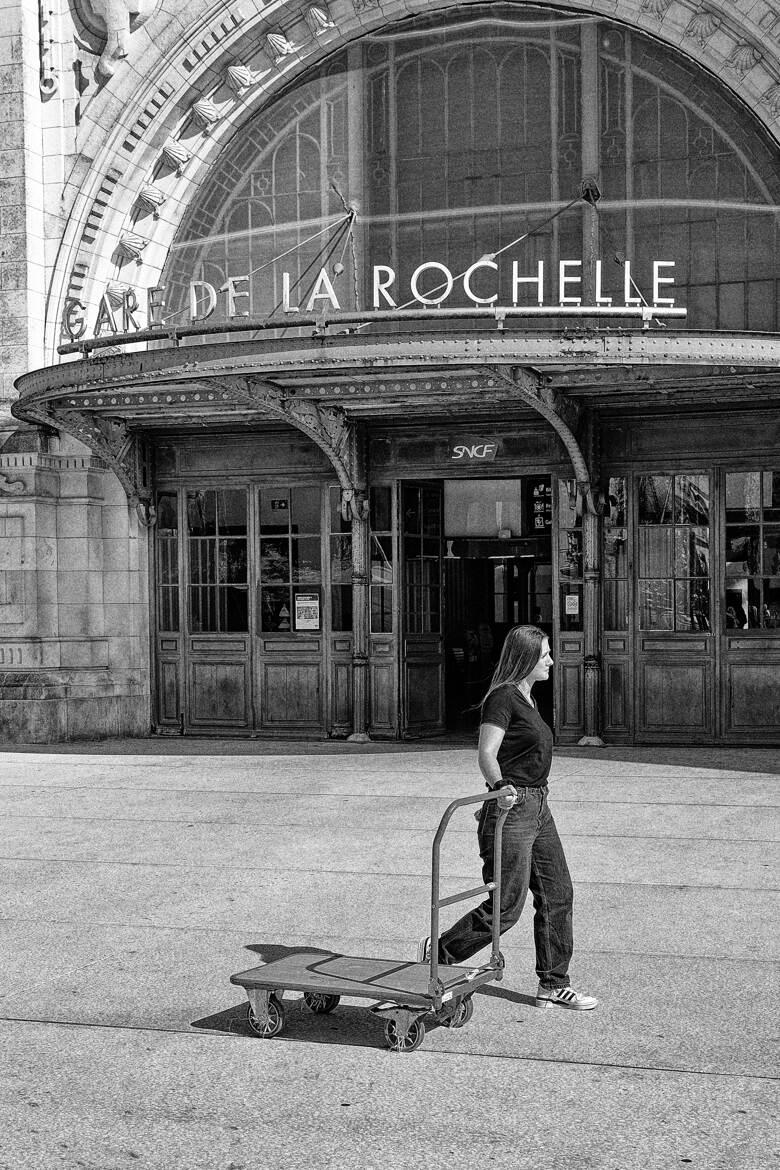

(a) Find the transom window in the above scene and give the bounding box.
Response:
[161,5,780,333]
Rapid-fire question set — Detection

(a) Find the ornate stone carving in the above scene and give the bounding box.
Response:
[762,83,780,118]
[105,281,131,308]
[16,405,155,526]
[161,138,190,174]
[191,97,220,133]
[306,6,336,35]
[266,32,296,63]
[116,233,147,262]
[75,0,161,80]
[225,63,256,93]
[0,472,27,496]
[640,0,672,20]
[727,42,761,77]
[136,184,166,217]
[684,7,721,48]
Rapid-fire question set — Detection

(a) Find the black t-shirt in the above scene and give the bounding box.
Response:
[481,684,553,787]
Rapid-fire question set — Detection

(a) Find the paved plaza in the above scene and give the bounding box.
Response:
[0,739,777,1169]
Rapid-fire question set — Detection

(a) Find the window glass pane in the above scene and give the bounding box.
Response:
[190,585,217,632]
[371,485,392,532]
[160,588,179,633]
[219,586,248,631]
[604,529,628,579]
[187,490,216,535]
[371,535,393,582]
[371,585,393,633]
[158,539,178,585]
[217,488,247,534]
[675,475,709,525]
[189,540,215,585]
[291,536,322,583]
[638,526,673,578]
[604,581,628,630]
[156,492,178,533]
[639,579,673,630]
[726,472,761,523]
[444,479,523,538]
[260,490,290,533]
[762,580,780,628]
[331,535,352,582]
[290,486,321,533]
[559,585,583,631]
[724,589,749,629]
[260,586,291,631]
[220,540,247,584]
[763,473,780,522]
[260,539,289,582]
[558,531,582,579]
[606,477,627,527]
[403,490,421,534]
[332,585,353,631]
[763,528,780,576]
[725,528,760,577]
[674,527,709,577]
[638,475,673,524]
[422,489,440,536]
[675,580,710,632]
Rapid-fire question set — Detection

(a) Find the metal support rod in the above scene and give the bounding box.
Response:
[428,786,517,1002]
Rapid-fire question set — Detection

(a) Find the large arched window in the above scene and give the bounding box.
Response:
[161,4,779,332]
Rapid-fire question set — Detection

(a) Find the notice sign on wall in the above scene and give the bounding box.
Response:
[295,593,320,631]
[565,593,580,616]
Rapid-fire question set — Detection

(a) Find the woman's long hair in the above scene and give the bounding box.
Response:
[481,625,547,710]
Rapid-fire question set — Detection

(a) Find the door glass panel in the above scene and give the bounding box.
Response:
[675,475,709,525]
[724,471,780,630]
[403,485,441,634]
[370,488,394,634]
[291,486,321,532]
[639,579,674,630]
[258,487,324,633]
[638,474,711,632]
[187,488,248,633]
[675,580,710,632]
[260,539,289,581]
[638,475,673,524]
[155,491,179,632]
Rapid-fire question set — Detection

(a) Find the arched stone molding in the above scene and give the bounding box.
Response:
[47,0,780,360]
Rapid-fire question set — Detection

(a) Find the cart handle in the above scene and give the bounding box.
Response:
[428,785,517,1001]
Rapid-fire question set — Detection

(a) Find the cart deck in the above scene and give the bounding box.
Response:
[231,951,496,1008]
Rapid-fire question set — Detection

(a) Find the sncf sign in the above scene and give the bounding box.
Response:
[451,441,499,462]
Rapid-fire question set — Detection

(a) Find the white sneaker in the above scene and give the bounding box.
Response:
[416,936,432,963]
[536,983,598,1010]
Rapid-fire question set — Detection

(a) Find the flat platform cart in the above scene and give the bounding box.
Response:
[230,784,517,1052]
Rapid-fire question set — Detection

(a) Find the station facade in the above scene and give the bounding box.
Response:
[2,0,780,743]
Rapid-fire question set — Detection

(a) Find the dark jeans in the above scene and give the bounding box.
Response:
[438,786,573,989]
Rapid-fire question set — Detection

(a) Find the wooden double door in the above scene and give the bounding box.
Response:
[153,482,352,736]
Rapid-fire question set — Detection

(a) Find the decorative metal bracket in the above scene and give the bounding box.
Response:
[489,365,603,514]
[209,376,365,506]
[19,402,156,526]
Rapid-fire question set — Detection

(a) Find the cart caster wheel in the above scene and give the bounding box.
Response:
[445,996,474,1028]
[384,1017,425,1052]
[303,992,340,1014]
[247,995,285,1038]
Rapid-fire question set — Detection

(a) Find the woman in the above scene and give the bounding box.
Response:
[418,624,597,1010]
